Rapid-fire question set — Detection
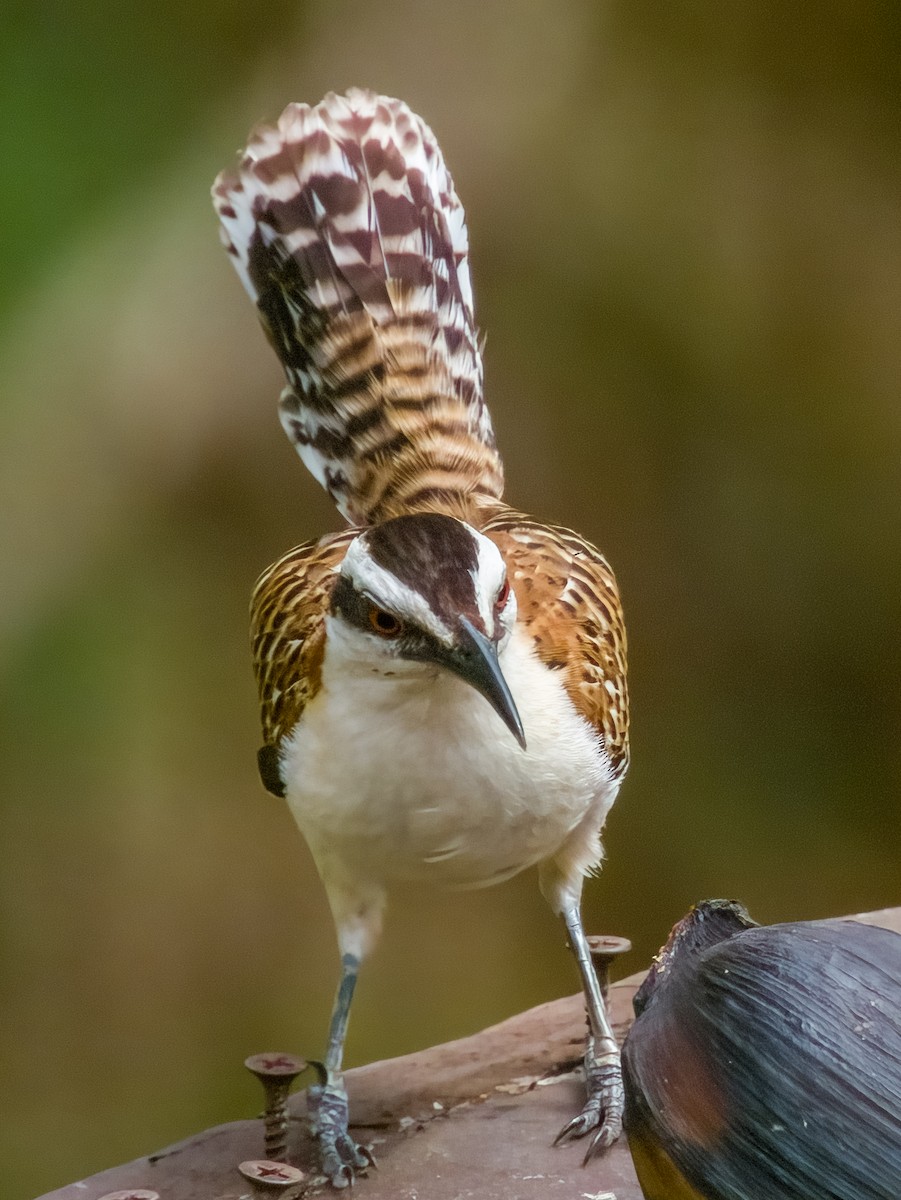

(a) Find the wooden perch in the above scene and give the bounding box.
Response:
[40,907,901,1200]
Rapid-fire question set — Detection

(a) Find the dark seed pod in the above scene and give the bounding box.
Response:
[622,900,901,1200]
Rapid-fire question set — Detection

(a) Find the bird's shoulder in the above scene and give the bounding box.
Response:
[251,528,358,777]
[482,507,630,778]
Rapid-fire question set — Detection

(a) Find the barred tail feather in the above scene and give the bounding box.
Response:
[213,89,504,526]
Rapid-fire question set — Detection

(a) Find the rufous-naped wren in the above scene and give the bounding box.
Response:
[213,90,629,1187]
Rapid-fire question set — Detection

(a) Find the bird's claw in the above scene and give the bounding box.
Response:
[555,1038,623,1162]
[321,1135,374,1189]
[555,1097,622,1162]
[554,1099,602,1145]
[308,1077,375,1187]
[582,1116,621,1163]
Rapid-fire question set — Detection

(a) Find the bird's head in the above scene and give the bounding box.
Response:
[330,512,525,748]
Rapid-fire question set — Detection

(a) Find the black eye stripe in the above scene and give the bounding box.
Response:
[331,577,407,639]
[330,574,370,626]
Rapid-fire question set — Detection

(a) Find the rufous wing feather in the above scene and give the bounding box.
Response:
[250,528,357,793]
[484,511,629,779]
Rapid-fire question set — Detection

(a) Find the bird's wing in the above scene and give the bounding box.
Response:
[484,511,629,779]
[250,527,357,794]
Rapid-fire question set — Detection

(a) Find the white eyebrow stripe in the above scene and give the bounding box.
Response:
[471,531,506,631]
[341,537,454,643]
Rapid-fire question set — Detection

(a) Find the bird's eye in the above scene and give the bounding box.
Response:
[368,606,403,637]
[495,579,511,610]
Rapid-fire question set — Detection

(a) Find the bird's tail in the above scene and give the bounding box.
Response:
[213,89,504,527]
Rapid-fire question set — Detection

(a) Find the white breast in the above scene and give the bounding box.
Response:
[280,626,617,892]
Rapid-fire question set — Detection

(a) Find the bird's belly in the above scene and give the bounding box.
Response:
[280,630,615,889]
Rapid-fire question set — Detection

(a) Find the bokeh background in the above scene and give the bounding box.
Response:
[2,3,899,1196]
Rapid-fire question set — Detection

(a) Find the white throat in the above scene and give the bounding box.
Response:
[280,625,616,897]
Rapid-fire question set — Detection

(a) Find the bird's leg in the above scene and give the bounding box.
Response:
[307,953,374,1187]
[555,903,624,1161]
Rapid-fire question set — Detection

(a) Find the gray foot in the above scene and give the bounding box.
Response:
[554,1035,623,1163]
[307,1073,375,1188]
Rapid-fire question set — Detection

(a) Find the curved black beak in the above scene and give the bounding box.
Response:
[447,617,527,749]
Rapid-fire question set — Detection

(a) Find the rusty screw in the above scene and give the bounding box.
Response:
[244,1052,307,1162]
[239,1160,306,1188]
[586,934,632,1001]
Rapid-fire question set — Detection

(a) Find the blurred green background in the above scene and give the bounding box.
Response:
[2,2,899,1196]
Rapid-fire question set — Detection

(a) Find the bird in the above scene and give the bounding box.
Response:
[212,88,629,1187]
[622,900,901,1200]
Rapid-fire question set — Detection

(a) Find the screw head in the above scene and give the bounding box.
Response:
[97,1192,161,1200]
[244,1052,307,1078]
[586,934,632,960]
[239,1160,306,1187]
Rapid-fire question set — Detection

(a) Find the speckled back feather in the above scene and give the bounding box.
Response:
[213,89,503,527]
